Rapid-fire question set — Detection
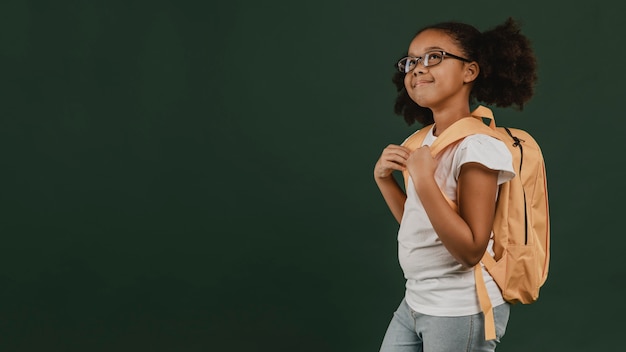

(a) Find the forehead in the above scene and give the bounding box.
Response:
[407,29,460,56]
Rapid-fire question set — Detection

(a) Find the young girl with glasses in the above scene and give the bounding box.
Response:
[373,18,538,352]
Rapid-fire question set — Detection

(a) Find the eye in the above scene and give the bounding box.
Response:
[427,53,442,61]
[405,58,420,70]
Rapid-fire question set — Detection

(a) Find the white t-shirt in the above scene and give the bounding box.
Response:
[398,126,515,316]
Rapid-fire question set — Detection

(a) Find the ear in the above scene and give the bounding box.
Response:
[463,61,480,83]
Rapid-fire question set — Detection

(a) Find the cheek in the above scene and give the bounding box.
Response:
[404,74,411,90]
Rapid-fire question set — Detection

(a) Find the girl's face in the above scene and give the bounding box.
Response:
[403,29,475,110]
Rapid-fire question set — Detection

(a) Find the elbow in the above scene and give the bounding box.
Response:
[455,231,491,268]
[457,250,485,268]
[458,258,480,269]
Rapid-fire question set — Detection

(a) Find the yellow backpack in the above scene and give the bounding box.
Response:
[400,106,550,340]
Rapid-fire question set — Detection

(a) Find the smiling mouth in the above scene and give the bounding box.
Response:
[413,80,432,88]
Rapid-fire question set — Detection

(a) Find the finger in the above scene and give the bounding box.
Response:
[384,144,411,154]
[383,153,408,166]
[380,159,406,171]
[384,148,410,160]
[410,145,433,157]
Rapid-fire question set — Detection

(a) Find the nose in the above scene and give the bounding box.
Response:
[413,65,427,75]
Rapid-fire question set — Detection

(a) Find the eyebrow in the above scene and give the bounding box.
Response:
[408,46,445,56]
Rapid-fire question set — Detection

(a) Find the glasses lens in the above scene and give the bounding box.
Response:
[398,57,416,73]
[424,52,443,67]
[398,58,408,73]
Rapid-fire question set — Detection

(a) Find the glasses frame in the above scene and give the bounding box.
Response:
[397,51,472,73]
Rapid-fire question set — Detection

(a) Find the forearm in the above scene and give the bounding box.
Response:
[375,175,407,224]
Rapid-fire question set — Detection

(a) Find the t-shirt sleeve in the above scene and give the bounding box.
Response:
[452,134,516,185]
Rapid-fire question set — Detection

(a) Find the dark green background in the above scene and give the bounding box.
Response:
[1,0,623,351]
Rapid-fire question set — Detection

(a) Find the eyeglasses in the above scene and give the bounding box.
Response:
[397,51,471,73]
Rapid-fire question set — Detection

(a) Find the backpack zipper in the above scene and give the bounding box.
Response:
[504,127,529,245]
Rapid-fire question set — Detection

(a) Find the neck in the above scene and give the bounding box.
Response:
[431,106,471,136]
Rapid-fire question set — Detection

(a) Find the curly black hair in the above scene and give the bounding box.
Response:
[392,17,538,126]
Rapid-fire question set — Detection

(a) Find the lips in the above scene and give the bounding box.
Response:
[412,79,433,88]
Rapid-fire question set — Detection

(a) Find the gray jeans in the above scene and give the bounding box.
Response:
[379,298,510,352]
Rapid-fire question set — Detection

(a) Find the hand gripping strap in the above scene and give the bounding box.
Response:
[400,107,500,208]
[399,125,458,211]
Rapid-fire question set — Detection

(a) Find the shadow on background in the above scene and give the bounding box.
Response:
[1,0,624,351]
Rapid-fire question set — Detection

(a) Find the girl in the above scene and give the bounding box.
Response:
[373,18,538,352]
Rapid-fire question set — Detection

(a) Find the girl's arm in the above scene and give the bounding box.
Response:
[409,147,498,267]
[374,144,411,224]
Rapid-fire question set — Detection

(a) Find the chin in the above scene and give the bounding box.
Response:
[409,94,429,107]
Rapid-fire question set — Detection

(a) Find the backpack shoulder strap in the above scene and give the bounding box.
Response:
[400,125,433,190]
[400,125,433,150]
[400,106,501,190]
[431,117,500,152]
